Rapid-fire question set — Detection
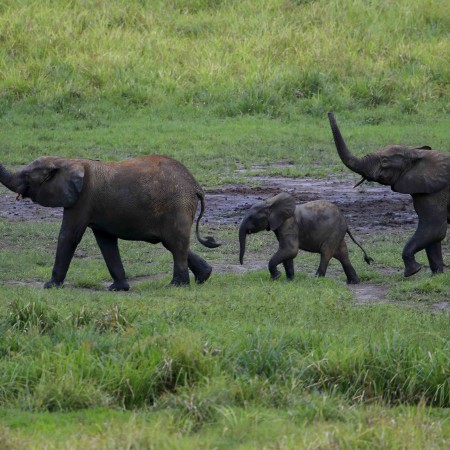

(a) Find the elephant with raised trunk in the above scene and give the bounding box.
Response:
[328,112,449,277]
[239,193,372,283]
[0,155,220,290]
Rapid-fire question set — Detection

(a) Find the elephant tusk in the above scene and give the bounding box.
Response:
[15,193,23,201]
[353,177,366,189]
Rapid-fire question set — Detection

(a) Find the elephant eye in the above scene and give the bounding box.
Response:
[41,169,57,184]
[381,158,389,168]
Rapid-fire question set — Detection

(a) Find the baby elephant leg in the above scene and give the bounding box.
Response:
[269,241,298,280]
[315,249,333,278]
[334,241,360,284]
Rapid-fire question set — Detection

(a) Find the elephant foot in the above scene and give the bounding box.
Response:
[404,261,422,277]
[431,267,444,276]
[346,277,360,285]
[195,266,212,284]
[108,281,130,291]
[270,271,282,280]
[169,279,190,287]
[44,279,64,289]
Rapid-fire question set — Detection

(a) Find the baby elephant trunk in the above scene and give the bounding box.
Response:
[239,221,249,265]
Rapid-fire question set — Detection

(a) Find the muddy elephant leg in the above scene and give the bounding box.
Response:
[425,242,444,274]
[45,216,87,288]
[188,250,212,284]
[333,241,360,284]
[283,258,295,281]
[163,239,190,286]
[92,229,130,291]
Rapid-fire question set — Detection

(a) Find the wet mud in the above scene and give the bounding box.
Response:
[205,175,417,234]
[0,175,417,232]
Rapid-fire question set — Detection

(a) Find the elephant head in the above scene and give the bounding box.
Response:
[239,192,296,264]
[0,156,85,207]
[328,112,450,194]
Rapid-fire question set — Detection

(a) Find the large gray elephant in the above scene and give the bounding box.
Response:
[239,193,372,283]
[328,112,450,277]
[0,155,220,290]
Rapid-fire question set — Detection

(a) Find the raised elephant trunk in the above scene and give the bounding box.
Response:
[328,113,366,176]
[239,220,248,264]
[0,164,21,194]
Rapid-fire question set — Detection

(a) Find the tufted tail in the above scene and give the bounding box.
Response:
[196,192,221,248]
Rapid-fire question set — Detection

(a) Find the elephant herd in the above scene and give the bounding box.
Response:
[0,113,448,290]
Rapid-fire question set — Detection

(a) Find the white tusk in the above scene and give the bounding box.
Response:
[353,177,366,189]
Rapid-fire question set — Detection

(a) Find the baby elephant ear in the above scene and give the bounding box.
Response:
[392,149,450,194]
[267,193,296,231]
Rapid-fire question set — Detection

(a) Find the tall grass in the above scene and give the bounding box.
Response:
[0,278,448,413]
[0,0,448,116]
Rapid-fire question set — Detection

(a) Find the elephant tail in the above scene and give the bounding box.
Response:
[346,228,373,265]
[195,192,221,248]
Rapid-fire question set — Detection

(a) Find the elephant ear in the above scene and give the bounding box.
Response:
[266,193,296,231]
[392,149,450,194]
[35,159,85,208]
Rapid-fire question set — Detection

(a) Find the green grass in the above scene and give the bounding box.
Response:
[0,0,449,447]
[0,0,449,116]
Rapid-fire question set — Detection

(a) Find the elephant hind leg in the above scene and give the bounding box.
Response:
[93,229,129,291]
[333,241,360,284]
[188,251,212,284]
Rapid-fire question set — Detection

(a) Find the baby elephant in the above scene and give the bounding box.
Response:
[239,193,373,284]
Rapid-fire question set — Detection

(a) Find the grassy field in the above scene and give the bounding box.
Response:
[0,0,449,448]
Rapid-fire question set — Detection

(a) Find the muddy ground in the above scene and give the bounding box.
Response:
[0,174,417,232]
[0,172,448,308]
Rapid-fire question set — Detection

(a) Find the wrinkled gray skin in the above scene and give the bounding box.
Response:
[328,112,450,277]
[239,193,373,283]
[0,155,220,290]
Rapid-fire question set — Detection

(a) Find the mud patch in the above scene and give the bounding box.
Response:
[0,176,417,234]
[349,284,390,305]
[205,175,417,234]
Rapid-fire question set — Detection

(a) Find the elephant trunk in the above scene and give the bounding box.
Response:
[0,164,22,194]
[328,113,366,176]
[239,221,248,265]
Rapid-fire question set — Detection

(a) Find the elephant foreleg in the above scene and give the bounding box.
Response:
[402,220,447,277]
[45,217,87,289]
[188,250,212,284]
[269,237,298,280]
[283,258,295,281]
[403,192,448,276]
[425,242,444,275]
[92,229,129,291]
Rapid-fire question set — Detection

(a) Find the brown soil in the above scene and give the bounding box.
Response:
[205,175,417,234]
